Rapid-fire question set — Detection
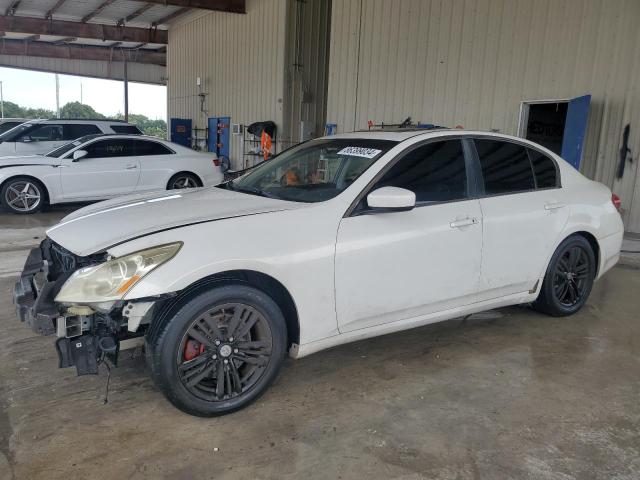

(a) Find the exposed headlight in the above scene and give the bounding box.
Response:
[55,242,182,304]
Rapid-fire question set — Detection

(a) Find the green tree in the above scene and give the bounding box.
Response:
[115,112,167,138]
[59,101,105,119]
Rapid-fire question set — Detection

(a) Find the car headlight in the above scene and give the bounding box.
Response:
[55,242,182,304]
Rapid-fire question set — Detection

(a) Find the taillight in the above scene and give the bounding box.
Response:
[612,193,621,210]
[213,158,220,167]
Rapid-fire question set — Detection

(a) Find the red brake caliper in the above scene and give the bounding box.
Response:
[184,340,205,361]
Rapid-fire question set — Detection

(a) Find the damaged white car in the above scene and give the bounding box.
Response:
[14,130,623,416]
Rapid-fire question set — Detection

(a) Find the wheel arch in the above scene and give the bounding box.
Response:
[572,230,601,277]
[150,269,300,349]
[0,174,50,205]
[166,171,204,189]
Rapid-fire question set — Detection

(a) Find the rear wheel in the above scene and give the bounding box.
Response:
[168,173,200,189]
[1,177,45,214]
[533,235,596,316]
[146,285,287,416]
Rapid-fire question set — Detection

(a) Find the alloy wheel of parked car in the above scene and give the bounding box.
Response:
[534,235,595,316]
[1,177,44,214]
[169,174,199,189]
[147,285,287,416]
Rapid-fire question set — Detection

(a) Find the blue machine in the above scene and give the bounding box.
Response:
[208,116,231,159]
[170,118,192,148]
[561,95,591,170]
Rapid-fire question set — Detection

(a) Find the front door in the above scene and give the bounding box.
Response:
[335,139,483,332]
[61,138,141,200]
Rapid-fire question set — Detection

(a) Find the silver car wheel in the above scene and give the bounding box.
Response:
[4,180,42,212]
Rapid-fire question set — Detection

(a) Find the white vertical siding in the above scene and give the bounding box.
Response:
[327,0,640,231]
[167,0,287,169]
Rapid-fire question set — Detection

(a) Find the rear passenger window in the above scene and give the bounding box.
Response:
[475,140,534,194]
[85,139,136,158]
[134,140,173,156]
[374,140,468,203]
[111,125,142,134]
[528,149,558,188]
[63,124,101,140]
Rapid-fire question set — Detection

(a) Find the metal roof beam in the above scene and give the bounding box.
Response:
[0,38,166,65]
[5,1,21,17]
[117,3,154,26]
[81,0,117,23]
[0,15,168,43]
[141,0,245,14]
[45,0,67,19]
[152,8,190,26]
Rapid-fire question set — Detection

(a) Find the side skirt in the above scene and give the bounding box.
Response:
[289,290,537,359]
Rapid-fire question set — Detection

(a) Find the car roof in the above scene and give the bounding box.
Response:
[323,128,543,146]
[20,118,136,125]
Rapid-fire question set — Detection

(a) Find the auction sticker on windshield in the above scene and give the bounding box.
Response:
[337,147,382,159]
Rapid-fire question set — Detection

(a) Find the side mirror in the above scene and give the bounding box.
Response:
[72,150,88,161]
[21,136,32,143]
[366,186,416,212]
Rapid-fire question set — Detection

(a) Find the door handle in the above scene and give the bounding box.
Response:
[125,164,138,170]
[450,217,478,229]
[544,202,565,210]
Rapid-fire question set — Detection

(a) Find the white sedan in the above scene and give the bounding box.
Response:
[14,130,623,416]
[0,134,224,214]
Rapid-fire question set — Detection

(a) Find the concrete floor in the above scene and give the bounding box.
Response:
[1,206,639,480]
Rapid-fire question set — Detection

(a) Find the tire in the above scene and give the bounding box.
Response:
[533,235,596,316]
[1,176,45,214]
[146,285,287,416]
[168,173,200,190]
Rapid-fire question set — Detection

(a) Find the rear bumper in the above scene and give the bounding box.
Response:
[12,246,59,335]
[597,229,624,280]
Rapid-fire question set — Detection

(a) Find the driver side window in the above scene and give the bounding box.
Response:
[368,140,469,206]
[21,125,63,142]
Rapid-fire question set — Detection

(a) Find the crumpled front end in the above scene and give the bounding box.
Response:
[12,239,154,375]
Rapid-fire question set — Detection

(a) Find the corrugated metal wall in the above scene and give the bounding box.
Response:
[167,0,287,169]
[282,0,332,148]
[0,54,165,84]
[327,0,640,232]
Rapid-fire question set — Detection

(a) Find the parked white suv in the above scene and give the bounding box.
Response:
[0,119,142,157]
[0,118,27,135]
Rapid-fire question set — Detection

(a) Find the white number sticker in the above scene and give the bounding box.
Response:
[337,147,382,159]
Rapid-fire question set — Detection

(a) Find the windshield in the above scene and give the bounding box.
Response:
[0,121,38,142]
[44,134,104,157]
[227,138,397,203]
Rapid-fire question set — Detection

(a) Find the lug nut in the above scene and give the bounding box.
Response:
[229,337,234,342]
[212,354,217,359]
[234,348,239,353]
[223,359,228,364]
[215,340,221,346]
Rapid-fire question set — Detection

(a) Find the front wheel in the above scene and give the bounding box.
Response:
[533,235,596,316]
[1,177,45,214]
[146,285,287,416]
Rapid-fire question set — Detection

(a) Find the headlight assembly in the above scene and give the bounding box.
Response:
[55,242,182,304]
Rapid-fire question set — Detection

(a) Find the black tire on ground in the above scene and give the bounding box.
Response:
[0,176,46,214]
[533,235,596,317]
[146,285,287,416]
[167,172,201,189]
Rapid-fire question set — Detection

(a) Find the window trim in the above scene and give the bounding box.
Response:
[467,135,562,199]
[134,139,176,156]
[344,136,478,218]
[68,137,137,159]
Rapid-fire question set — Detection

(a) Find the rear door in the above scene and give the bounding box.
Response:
[14,123,65,154]
[133,139,178,192]
[335,138,483,332]
[60,138,141,199]
[472,138,569,300]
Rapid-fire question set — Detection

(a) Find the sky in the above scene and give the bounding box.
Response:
[0,67,167,120]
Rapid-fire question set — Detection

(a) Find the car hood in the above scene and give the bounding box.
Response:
[47,187,304,256]
[0,155,57,167]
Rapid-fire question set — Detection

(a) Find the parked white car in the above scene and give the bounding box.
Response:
[0,134,223,213]
[14,130,623,416]
[0,118,142,157]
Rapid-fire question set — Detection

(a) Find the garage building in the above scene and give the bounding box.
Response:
[166,0,640,233]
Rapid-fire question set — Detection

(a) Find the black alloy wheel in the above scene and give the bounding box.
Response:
[147,285,287,416]
[533,235,596,316]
